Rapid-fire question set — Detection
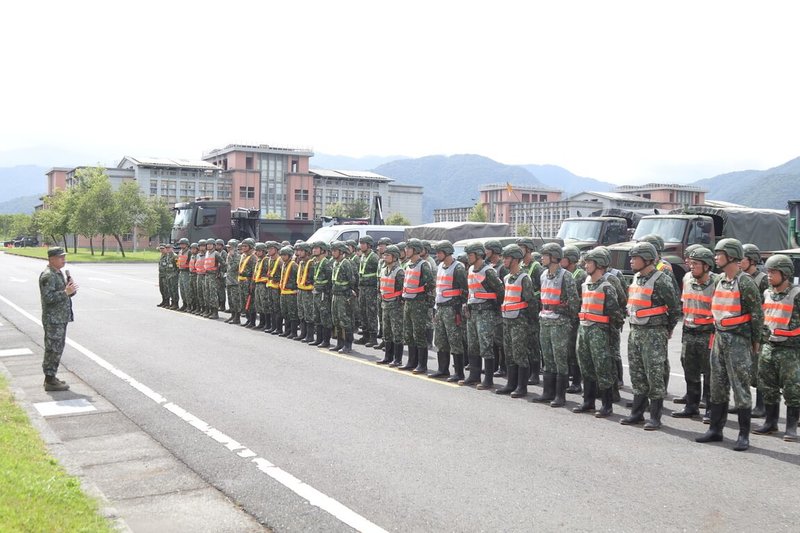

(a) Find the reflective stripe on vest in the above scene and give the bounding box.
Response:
[177,252,189,270]
[253,257,268,283]
[540,268,566,319]
[333,259,350,287]
[189,255,197,273]
[204,253,218,272]
[764,286,800,342]
[627,270,667,325]
[579,280,611,325]
[280,261,297,295]
[238,253,252,281]
[403,260,425,299]
[682,276,716,327]
[467,264,497,304]
[380,265,403,301]
[436,261,461,304]
[501,272,530,319]
[359,251,377,279]
[266,257,281,289]
[296,260,314,291]
[712,273,751,330]
[195,254,207,274]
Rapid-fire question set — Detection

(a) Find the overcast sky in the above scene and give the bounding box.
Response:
[3,0,799,184]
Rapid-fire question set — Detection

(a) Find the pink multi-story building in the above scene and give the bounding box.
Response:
[479,183,563,224]
[45,167,71,196]
[613,183,706,210]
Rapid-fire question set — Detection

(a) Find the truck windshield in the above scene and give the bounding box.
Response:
[557,220,602,241]
[633,218,687,243]
[306,227,340,243]
[173,207,193,228]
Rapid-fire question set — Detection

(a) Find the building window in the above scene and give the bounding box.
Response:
[694,194,700,204]
[246,157,254,170]
[291,160,298,173]
[150,182,158,195]
[539,195,548,202]
[294,212,309,220]
[294,189,309,201]
[522,193,530,202]
[669,192,675,203]
[239,186,255,199]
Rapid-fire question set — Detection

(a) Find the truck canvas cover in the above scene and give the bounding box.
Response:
[404,222,510,242]
[672,205,789,251]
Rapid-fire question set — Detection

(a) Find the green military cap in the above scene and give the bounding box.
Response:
[279,246,294,256]
[198,239,207,246]
[331,241,349,253]
[296,242,312,252]
[464,241,485,256]
[311,240,330,252]
[639,234,664,253]
[436,240,454,255]
[266,241,280,250]
[765,254,794,278]
[714,238,744,261]
[422,240,433,252]
[396,241,406,252]
[584,247,610,268]
[164,242,173,248]
[215,239,224,245]
[227,239,239,246]
[205,239,215,247]
[689,247,715,268]
[47,246,67,257]
[742,243,761,264]
[629,242,658,261]
[190,242,199,249]
[345,239,358,249]
[158,243,165,249]
[684,244,702,258]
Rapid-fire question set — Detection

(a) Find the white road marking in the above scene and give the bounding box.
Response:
[0,293,388,533]
[0,348,33,357]
[34,398,97,417]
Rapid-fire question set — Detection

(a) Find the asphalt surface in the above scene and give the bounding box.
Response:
[1,251,799,532]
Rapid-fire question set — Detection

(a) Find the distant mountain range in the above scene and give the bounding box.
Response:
[689,156,800,209]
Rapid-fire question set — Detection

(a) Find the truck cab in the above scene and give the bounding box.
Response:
[171,200,233,243]
[556,216,630,251]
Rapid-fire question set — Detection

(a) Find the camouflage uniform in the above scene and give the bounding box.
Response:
[402,257,435,349]
[678,270,718,411]
[434,260,467,359]
[188,248,199,311]
[523,258,543,376]
[331,255,356,332]
[225,244,241,315]
[357,250,380,343]
[279,257,299,322]
[266,250,283,319]
[159,250,179,306]
[215,244,228,311]
[312,255,333,330]
[607,268,628,385]
[177,245,191,308]
[464,261,504,386]
[380,261,405,345]
[539,266,580,376]
[194,247,207,312]
[253,253,269,315]
[502,271,536,367]
[237,247,256,322]
[566,266,587,391]
[203,248,222,313]
[296,255,315,334]
[759,285,800,407]
[39,263,74,378]
[577,274,623,392]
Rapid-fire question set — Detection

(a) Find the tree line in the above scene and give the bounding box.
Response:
[5,167,173,257]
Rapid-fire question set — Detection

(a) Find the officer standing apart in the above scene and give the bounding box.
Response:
[377,245,406,367]
[696,239,764,451]
[329,241,357,354]
[533,243,579,407]
[495,244,537,398]
[461,242,504,389]
[39,247,78,391]
[430,240,467,381]
[621,242,680,430]
[753,255,800,441]
[400,239,435,374]
[355,236,380,347]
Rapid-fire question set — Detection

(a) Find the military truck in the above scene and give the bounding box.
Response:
[773,199,800,280]
[606,205,789,282]
[556,208,655,251]
[171,199,315,244]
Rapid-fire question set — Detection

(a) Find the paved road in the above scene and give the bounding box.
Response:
[1,252,798,532]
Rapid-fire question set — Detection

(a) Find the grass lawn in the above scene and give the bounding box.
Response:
[0,374,113,532]
[3,247,160,263]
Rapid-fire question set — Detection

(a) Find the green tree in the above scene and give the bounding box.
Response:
[467,202,488,222]
[142,197,174,244]
[37,190,71,248]
[105,181,149,257]
[385,212,411,226]
[516,223,531,237]
[71,167,110,254]
[346,200,369,219]
[325,202,348,218]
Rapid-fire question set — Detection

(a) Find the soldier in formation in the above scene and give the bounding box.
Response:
[176,238,191,311]
[224,240,241,324]
[355,236,380,347]
[517,238,543,385]
[742,243,769,418]
[430,240,467,381]
[377,245,406,367]
[278,246,299,339]
[330,241,357,354]
[561,244,586,394]
[400,239,435,373]
[295,242,316,343]
[309,241,333,348]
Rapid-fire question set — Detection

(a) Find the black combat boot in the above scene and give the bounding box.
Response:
[550,373,568,407]
[673,379,688,405]
[294,321,307,341]
[374,339,385,351]
[43,375,69,392]
[493,346,506,377]
[752,389,766,418]
[671,382,701,418]
[530,372,556,403]
[700,375,710,409]
[595,388,614,418]
[496,365,518,395]
[644,398,663,430]
[179,303,188,312]
[566,363,582,394]
[303,322,316,343]
[448,354,465,382]
[616,359,624,388]
[621,395,648,425]
[528,357,540,385]
[209,309,219,320]
[246,312,258,329]
[339,330,353,354]
[229,312,240,325]
[752,403,780,435]
[365,333,378,348]
[733,409,751,451]
[428,351,450,379]
[572,380,596,413]
[399,346,418,371]
[512,366,529,398]
[157,299,167,308]
[377,342,394,365]
[224,312,234,324]
[329,331,344,352]
[784,406,799,442]
[319,327,332,348]
[695,403,727,443]
[271,316,284,335]
[255,313,264,329]
[354,333,368,345]
[459,356,482,386]
[413,347,429,374]
[389,343,404,367]
[477,358,495,390]
[288,320,301,340]
[426,328,434,350]
[309,325,322,346]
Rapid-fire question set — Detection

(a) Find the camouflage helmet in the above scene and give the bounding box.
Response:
[197,239,207,247]
[345,239,358,250]
[714,238,744,261]
[484,239,503,254]
[422,240,433,253]
[501,244,524,260]
[516,237,536,253]
[407,238,424,252]
[436,240,454,256]
[279,246,294,256]
[629,242,658,262]
[359,235,374,246]
[396,241,406,253]
[464,241,486,257]
[241,238,255,248]
[562,245,581,264]
[377,237,393,246]
[684,244,702,258]
[254,242,268,252]
[295,242,312,253]
[639,234,664,253]
[190,242,199,249]
[205,239,216,247]
[312,240,330,252]
[688,246,715,268]
[457,253,468,265]
[765,254,795,278]
[331,241,349,254]
[584,247,610,268]
[227,239,239,247]
[384,245,401,259]
[215,238,224,245]
[265,241,280,251]
[742,243,761,264]
[178,237,189,245]
[540,242,562,260]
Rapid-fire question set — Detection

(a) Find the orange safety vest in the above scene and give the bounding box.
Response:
[403,260,425,299]
[682,275,715,327]
[579,280,611,324]
[712,273,752,330]
[501,272,529,318]
[296,259,314,291]
[177,252,189,270]
[380,265,403,301]
[266,257,282,289]
[204,252,218,272]
[280,261,297,295]
[627,270,668,325]
[467,264,497,304]
[195,253,207,275]
[763,286,800,342]
[436,261,462,304]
